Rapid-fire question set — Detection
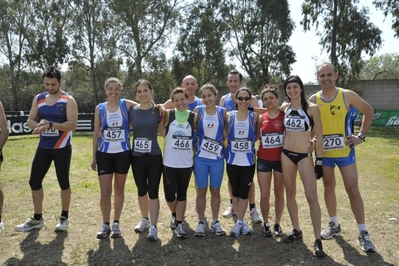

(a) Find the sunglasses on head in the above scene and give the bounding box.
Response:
[237,96,251,101]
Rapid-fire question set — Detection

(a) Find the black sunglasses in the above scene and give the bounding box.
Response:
[237,96,251,101]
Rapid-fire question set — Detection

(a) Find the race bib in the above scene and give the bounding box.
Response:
[200,136,222,155]
[103,127,124,142]
[172,135,192,151]
[41,128,59,137]
[285,116,306,131]
[323,134,345,151]
[231,138,251,153]
[134,138,152,153]
[261,133,283,148]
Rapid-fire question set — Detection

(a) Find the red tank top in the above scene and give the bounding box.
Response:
[257,111,285,161]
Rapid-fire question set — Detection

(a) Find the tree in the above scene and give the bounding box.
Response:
[373,0,399,37]
[174,0,229,87]
[0,0,32,110]
[301,0,382,87]
[220,0,296,90]
[24,0,72,69]
[108,0,182,80]
[69,0,121,106]
[359,53,399,80]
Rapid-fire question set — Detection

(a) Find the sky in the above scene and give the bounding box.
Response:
[287,0,399,83]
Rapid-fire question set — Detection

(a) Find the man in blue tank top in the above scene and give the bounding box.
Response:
[163,75,203,111]
[15,66,78,233]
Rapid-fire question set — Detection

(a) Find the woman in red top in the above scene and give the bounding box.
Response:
[257,86,285,237]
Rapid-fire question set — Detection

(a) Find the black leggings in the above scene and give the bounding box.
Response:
[163,165,192,202]
[29,146,72,191]
[131,153,162,199]
[226,163,255,199]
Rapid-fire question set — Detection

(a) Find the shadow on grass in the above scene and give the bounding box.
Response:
[4,230,68,266]
[334,237,395,266]
[87,236,132,266]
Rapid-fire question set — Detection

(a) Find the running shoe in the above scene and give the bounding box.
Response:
[111,222,121,238]
[314,239,325,257]
[284,229,303,243]
[223,204,235,218]
[0,221,3,232]
[147,225,158,241]
[134,217,150,233]
[250,207,262,224]
[230,221,242,237]
[194,221,206,237]
[263,223,272,237]
[170,215,177,230]
[210,220,226,236]
[96,223,111,239]
[358,230,376,252]
[174,222,187,238]
[55,216,69,232]
[241,220,253,235]
[273,223,283,237]
[321,221,341,240]
[15,217,45,232]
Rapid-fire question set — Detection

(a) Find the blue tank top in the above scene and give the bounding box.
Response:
[37,92,72,149]
[195,106,225,160]
[225,111,256,166]
[222,94,235,111]
[188,97,203,111]
[97,99,131,153]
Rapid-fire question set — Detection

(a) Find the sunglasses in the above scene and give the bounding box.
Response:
[237,96,251,101]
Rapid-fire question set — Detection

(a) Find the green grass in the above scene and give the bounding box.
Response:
[0,127,398,265]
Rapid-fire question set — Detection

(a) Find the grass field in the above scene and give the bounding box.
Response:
[0,127,398,265]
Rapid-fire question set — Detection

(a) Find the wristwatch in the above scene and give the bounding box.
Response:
[358,132,366,141]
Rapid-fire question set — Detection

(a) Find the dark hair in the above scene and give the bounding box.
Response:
[170,87,188,101]
[43,66,61,82]
[134,79,153,95]
[234,87,252,110]
[261,84,279,100]
[199,83,218,96]
[284,75,308,111]
[228,70,243,82]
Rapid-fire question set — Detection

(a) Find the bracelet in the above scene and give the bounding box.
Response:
[49,121,53,129]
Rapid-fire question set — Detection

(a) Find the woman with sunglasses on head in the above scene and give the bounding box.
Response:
[281,75,325,257]
[193,84,227,237]
[257,85,285,238]
[226,87,257,237]
[91,78,138,239]
[159,87,197,238]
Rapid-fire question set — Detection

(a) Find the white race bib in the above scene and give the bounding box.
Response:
[261,133,283,148]
[172,135,192,151]
[231,138,251,153]
[323,134,345,151]
[134,138,152,153]
[41,128,59,137]
[200,136,222,155]
[104,127,124,142]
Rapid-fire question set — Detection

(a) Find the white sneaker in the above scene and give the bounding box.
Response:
[96,223,111,239]
[147,225,158,241]
[194,221,206,237]
[241,220,253,235]
[230,221,242,237]
[174,222,187,238]
[111,222,121,238]
[223,204,235,218]
[55,216,69,231]
[250,208,262,224]
[134,218,150,233]
[210,220,226,236]
[170,215,177,229]
[0,221,4,232]
[16,217,45,232]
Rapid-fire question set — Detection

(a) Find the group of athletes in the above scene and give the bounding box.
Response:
[0,62,376,258]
